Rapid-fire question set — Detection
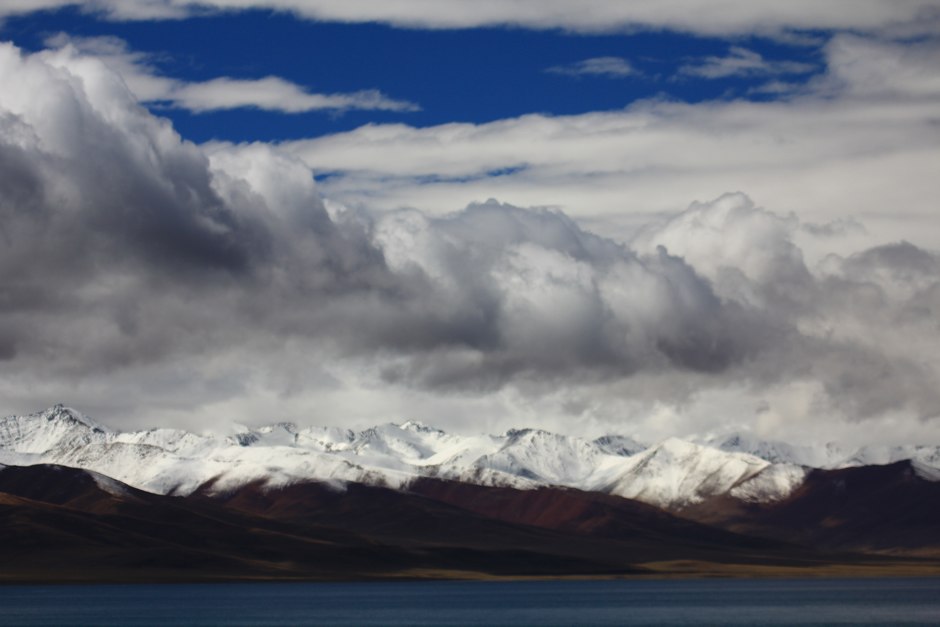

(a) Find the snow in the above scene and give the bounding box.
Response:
[1,406,937,511]
[469,429,604,485]
[696,430,940,473]
[730,464,808,503]
[593,438,774,509]
[0,404,110,455]
[912,460,940,482]
[88,469,134,498]
[694,431,848,468]
[592,434,647,457]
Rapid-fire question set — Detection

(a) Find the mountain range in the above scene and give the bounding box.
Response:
[2,405,939,582]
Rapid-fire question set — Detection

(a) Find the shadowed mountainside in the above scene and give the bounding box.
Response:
[683,460,940,557]
[0,464,628,582]
[2,462,940,582]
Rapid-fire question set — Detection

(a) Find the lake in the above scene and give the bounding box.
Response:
[1,578,938,626]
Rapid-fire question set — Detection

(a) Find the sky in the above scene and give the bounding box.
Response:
[1,1,939,445]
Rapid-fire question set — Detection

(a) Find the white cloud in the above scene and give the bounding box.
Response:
[546,57,636,78]
[821,34,940,98]
[170,77,418,113]
[0,0,77,19]
[679,46,816,79]
[44,34,418,114]
[6,1,940,39]
[279,35,940,255]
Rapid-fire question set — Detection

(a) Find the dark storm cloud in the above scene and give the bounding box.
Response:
[0,134,46,215]
[1,40,939,433]
[0,32,759,390]
[0,43,364,377]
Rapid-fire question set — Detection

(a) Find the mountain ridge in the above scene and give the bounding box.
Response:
[3,405,940,581]
[2,405,939,512]
[5,461,939,583]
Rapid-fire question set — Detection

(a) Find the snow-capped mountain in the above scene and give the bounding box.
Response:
[0,404,112,459]
[694,430,940,472]
[1,405,938,511]
[588,438,806,509]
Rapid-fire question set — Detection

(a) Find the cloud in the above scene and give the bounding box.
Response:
[281,34,940,255]
[170,77,418,113]
[820,34,940,98]
[5,1,940,39]
[44,34,418,114]
[633,193,940,424]
[3,40,741,415]
[546,57,637,78]
[0,1,77,19]
[1,38,940,445]
[678,46,816,79]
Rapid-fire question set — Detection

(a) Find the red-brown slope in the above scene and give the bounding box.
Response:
[407,477,785,551]
[209,477,854,570]
[683,460,940,556]
[0,464,637,581]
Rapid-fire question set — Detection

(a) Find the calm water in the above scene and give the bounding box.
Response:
[0,578,938,626]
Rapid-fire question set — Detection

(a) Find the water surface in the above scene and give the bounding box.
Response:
[1,578,939,626]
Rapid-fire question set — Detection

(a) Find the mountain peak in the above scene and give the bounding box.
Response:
[502,427,556,442]
[40,404,111,434]
[397,420,442,434]
[593,434,645,457]
[0,405,112,458]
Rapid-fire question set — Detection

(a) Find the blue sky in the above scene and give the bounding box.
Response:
[1,1,939,443]
[3,6,823,142]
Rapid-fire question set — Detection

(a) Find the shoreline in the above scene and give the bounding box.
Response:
[3,562,940,586]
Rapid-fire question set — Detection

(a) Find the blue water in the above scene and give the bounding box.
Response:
[0,578,938,626]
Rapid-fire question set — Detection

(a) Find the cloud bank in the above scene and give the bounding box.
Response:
[2,39,940,447]
[4,1,940,39]
[283,34,940,256]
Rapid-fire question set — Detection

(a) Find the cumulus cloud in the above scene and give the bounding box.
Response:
[4,1,940,39]
[1,39,940,445]
[546,57,637,78]
[633,193,940,424]
[678,46,816,79]
[43,34,418,114]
